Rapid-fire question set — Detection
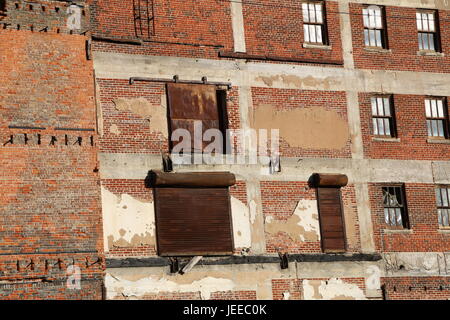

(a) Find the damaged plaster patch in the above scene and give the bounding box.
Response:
[265,200,320,242]
[109,124,121,135]
[101,187,155,252]
[231,196,252,248]
[112,96,168,138]
[255,75,337,90]
[251,104,349,150]
[105,273,235,300]
[303,278,366,300]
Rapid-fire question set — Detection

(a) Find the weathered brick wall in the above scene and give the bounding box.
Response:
[90,0,233,59]
[0,15,103,299]
[260,181,360,254]
[369,183,450,252]
[382,277,450,300]
[351,3,450,73]
[360,93,450,160]
[243,0,342,63]
[251,88,351,158]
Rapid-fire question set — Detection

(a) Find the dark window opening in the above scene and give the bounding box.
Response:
[436,186,450,227]
[382,185,409,229]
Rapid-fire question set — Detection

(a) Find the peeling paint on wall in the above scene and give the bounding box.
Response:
[101,187,155,252]
[255,75,338,90]
[265,199,320,242]
[112,96,168,138]
[105,273,236,300]
[302,278,366,300]
[251,104,349,150]
[231,196,252,248]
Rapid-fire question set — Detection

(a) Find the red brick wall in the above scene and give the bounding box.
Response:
[382,277,450,300]
[360,93,450,160]
[260,181,360,254]
[91,0,233,59]
[243,0,343,63]
[0,29,103,299]
[369,183,450,252]
[252,88,351,158]
[351,4,450,73]
[272,279,302,300]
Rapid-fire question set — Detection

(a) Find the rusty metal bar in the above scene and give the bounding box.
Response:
[129,75,232,89]
[219,50,344,66]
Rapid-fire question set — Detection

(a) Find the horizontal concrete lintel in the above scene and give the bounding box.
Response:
[106,253,382,268]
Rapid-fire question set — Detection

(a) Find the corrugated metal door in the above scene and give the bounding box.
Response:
[166,83,221,152]
[154,187,234,256]
[317,187,346,253]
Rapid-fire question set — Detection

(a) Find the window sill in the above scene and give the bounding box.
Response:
[427,138,450,144]
[383,229,413,234]
[363,47,392,54]
[372,137,400,142]
[417,50,444,57]
[438,228,450,234]
[303,43,332,50]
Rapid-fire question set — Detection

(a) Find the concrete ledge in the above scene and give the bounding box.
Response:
[106,253,382,268]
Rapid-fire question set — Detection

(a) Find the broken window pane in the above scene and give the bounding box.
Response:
[382,186,408,228]
[436,187,450,227]
[372,95,395,137]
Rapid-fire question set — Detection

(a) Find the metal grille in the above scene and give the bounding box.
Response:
[436,187,450,227]
[133,0,155,39]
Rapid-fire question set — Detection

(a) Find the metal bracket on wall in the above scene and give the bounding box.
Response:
[179,256,203,275]
[129,75,232,90]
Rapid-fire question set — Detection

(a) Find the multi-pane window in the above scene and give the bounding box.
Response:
[363,5,387,48]
[383,186,409,228]
[302,2,326,44]
[425,98,448,138]
[416,10,440,51]
[436,187,450,227]
[371,96,395,137]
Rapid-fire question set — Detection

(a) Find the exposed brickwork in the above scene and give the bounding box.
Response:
[351,3,450,73]
[382,277,450,300]
[90,0,233,59]
[0,22,103,299]
[261,181,361,254]
[369,183,450,252]
[243,0,343,64]
[272,279,302,300]
[360,93,450,160]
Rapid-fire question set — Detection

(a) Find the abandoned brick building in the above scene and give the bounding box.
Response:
[0,0,449,300]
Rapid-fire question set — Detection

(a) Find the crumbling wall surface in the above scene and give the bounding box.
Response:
[90,0,234,59]
[0,25,103,298]
[260,181,360,254]
[104,262,377,300]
